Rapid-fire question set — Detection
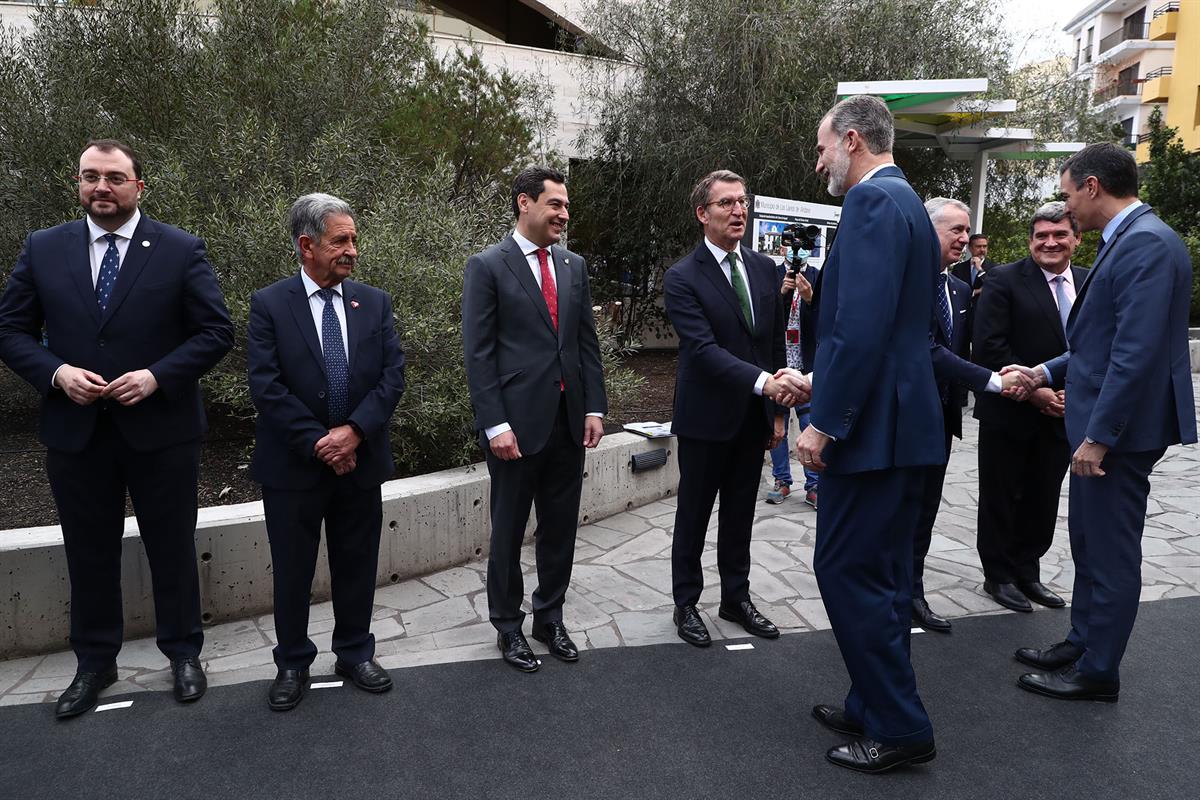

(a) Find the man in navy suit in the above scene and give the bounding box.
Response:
[247,193,405,711]
[0,139,233,718]
[1010,143,1195,701]
[798,96,944,773]
[913,198,1029,634]
[663,169,808,648]
[972,202,1088,614]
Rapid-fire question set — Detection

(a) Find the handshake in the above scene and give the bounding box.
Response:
[999,364,1065,418]
[765,368,812,408]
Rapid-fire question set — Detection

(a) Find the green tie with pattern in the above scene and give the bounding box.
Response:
[727,251,752,326]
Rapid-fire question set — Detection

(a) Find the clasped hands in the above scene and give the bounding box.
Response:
[999,363,1106,478]
[765,367,811,408]
[315,425,362,476]
[57,365,158,406]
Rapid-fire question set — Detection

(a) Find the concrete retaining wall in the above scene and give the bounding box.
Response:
[0,432,680,658]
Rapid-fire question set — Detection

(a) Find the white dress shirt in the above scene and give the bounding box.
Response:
[86,209,141,288]
[1040,262,1077,311]
[703,237,770,396]
[300,269,349,361]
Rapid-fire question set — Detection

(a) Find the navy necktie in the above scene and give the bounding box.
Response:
[936,273,953,341]
[317,288,349,426]
[95,233,120,311]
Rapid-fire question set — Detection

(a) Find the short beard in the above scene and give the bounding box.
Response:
[825,150,850,198]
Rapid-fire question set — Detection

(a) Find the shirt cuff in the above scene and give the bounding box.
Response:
[809,423,837,442]
[753,371,770,396]
[485,422,512,441]
[586,412,604,418]
[50,364,65,390]
[985,372,1003,393]
[1040,364,1053,386]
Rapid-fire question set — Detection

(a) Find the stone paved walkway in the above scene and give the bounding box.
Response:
[3,377,1199,707]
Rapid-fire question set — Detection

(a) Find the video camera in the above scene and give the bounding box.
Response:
[780,223,821,273]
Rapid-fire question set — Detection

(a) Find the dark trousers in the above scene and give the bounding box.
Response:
[46,413,203,673]
[485,398,584,634]
[815,467,933,747]
[912,426,954,596]
[262,476,383,669]
[671,399,765,608]
[976,420,1070,583]
[1066,448,1164,682]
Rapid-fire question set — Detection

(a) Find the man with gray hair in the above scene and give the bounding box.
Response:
[247,192,406,711]
[971,201,1087,614]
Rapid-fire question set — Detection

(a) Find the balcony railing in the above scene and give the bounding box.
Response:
[1145,66,1172,80]
[1153,3,1180,20]
[1099,23,1150,54]
[1093,81,1141,104]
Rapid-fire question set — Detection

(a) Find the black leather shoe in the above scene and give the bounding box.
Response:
[718,599,780,639]
[1016,581,1066,608]
[1018,666,1118,702]
[984,580,1033,612]
[812,704,864,736]
[531,621,580,662]
[826,737,936,774]
[911,597,952,633]
[497,631,539,672]
[268,668,309,712]
[1014,640,1082,670]
[673,605,711,647]
[170,657,207,703]
[335,659,393,693]
[55,665,119,719]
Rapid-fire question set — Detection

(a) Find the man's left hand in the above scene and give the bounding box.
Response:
[796,425,831,472]
[768,414,786,450]
[1071,440,1109,478]
[583,416,604,448]
[101,369,159,406]
[315,424,363,468]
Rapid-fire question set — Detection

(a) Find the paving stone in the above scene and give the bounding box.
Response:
[574,543,604,562]
[9,676,74,695]
[203,620,271,659]
[576,526,634,550]
[789,599,830,630]
[571,564,672,611]
[920,568,962,593]
[114,637,172,671]
[614,559,672,596]
[0,655,43,696]
[0,693,48,707]
[374,579,447,612]
[470,591,491,623]
[584,624,622,649]
[747,565,795,603]
[591,529,672,566]
[749,541,799,572]
[923,556,985,583]
[206,664,278,688]
[1164,566,1200,588]
[421,566,485,598]
[562,589,614,631]
[611,611,682,647]
[629,500,677,519]
[432,622,497,649]
[378,642,497,670]
[779,569,822,599]
[375,633,439,659]
[131,669,173,692]
[940,587,1004,615]
[30,650,78,680]
[1140,584,1174,602]
[401,596,477,637]
[1163,584,1199,600]
[588,513,651,536]
[371,617,405,642]
[205,645,275,673]
[1141,536,1180,557]
[928,533,969,553]
[751,517,811,543]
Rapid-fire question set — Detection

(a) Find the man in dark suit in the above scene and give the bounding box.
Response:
[664,170,806,649]
[972,202,1087,614]
[247,193,405,710]
[952,234,996,291]
[913,198,1028,634]
[0,139,233,718]
[798,96,944,773]
[462,166,607,673]
[1010,143,1195,701]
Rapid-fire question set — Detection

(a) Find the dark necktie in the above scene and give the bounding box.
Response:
[95,233,120,311]
[727,251,753,326]
[316,288,349,426]
[536,248,558,330]
[936,273,953,341]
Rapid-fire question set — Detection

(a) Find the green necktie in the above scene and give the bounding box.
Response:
[727,251,752,326]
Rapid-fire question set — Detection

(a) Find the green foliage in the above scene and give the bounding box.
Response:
[0,0,642,475]
[1141,106,1200,323]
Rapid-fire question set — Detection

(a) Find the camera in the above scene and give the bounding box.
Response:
[780,223,820,273]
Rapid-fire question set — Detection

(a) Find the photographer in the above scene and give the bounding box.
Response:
[765,230,820,508]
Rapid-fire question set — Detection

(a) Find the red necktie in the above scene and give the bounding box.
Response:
[536,248,558,330]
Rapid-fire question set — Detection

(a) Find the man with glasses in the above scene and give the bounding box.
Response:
[663,169,809,648]
[0,139,233,718]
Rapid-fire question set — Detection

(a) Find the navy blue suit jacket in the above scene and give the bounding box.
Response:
[809,166,945,474]
[930,271,991,439]
[0,216,232,452]
[664,243,785,441]
[1045,204,1196,451]
[247,275,406,490]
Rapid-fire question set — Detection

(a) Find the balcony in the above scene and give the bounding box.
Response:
[1100,23,1149,54]
[1135,131,1154,163]
[1150,3,1179,41]
[1093,80,1141,106]
[1142,67,1172,103]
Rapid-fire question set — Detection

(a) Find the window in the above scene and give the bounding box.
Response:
[1085,27,1094,62]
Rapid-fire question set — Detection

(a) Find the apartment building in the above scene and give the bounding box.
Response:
[1065,0,1198,161]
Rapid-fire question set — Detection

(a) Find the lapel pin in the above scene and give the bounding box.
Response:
[350,299,360,309]
[141,240,150,247]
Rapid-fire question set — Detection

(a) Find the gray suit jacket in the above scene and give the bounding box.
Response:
[462,235,607,454]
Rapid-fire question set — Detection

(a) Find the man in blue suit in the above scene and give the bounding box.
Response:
[1010,143,1196,701]
[247,193,406,711]
[664,169,808,648]
[798,96,945,773]
[0,139,233,718]
[913,198,1030,633]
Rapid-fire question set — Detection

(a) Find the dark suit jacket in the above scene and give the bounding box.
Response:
[972,256,1087,433]
[1044,204,1196,451]
[664,243,784,441]
[0,215,232,452]
[247,275,406,489]
[809,166,945,474]
[930,271,991,439]
[951,257,996,289]
[462,235,606,454]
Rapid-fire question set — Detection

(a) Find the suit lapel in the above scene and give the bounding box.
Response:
[287,275,326,376]
[551,246,573,345]
[1073,204,1153,310]
[99,216,156,329]
[1019,258,1067,350]
[68,220,102,327]
[946,279,965,347]
[342,280,363,374]
[696,244,751,335]
[502,237,555,335]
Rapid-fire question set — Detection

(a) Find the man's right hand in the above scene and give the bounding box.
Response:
[765,369,811,407]
[489,430,522,461]
[55,365,107,406]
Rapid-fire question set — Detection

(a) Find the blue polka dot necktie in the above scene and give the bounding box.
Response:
[95,233,120,311]
[317,288,349,426]
[936,272,953,341]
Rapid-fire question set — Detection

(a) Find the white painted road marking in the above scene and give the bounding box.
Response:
[95,701,133,712]
[725,643,755,651]
[310,681,343,690]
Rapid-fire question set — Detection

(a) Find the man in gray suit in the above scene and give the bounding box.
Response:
[462,166,607,673]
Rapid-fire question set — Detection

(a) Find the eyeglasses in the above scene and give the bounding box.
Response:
[706,196,750,211]
[76,171,135,187]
